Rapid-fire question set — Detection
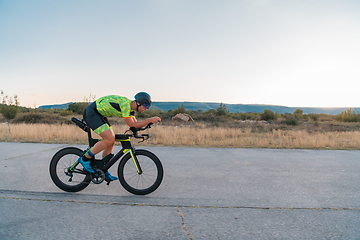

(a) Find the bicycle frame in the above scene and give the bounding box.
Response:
[102,135,143,174]
[70,117,144,175]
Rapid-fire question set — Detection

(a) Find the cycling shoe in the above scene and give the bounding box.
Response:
[78,157,95,173]
[105,172,118,181]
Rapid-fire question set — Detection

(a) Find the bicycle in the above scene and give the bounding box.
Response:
[49,117,163,195]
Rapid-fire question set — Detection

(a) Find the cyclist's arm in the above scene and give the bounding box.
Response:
[124,116,161,128]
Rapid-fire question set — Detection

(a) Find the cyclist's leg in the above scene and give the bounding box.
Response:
[96,129,117,181]
[87,129,115,157]
[80,129,117,180]
[86,123,117,180]
[100,117,115,158]
[79,103,107,173]
[95,129,117,181]
[82,105,117,179]
[86,128,118,181]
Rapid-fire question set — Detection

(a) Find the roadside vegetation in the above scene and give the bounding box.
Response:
[1,94,360,149]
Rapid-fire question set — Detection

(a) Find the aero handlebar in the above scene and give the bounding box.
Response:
[128,123,153,142]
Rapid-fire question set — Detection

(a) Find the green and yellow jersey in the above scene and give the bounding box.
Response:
[95,95,135,119]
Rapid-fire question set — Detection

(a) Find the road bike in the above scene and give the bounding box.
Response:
[49,117,163,195]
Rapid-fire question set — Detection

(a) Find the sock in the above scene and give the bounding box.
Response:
[82,155,91,162]
[83,150,95,161]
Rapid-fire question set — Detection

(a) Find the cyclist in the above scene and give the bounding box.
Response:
[78,92,161,181]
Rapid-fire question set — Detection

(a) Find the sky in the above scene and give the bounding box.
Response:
[0,0,360,108]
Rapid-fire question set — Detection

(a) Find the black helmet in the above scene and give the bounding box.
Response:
[134,92,152,109]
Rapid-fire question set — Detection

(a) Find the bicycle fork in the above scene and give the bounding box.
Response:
[124,149,143,174]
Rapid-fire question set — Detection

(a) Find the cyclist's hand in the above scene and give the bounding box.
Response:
[149,117,161,123]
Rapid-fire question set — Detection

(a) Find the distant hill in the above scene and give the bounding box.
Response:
[39,102,73,109]
[152,102,357,115]
[38,101,357,115]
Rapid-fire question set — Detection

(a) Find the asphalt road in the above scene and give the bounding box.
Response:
[0,142,359,239]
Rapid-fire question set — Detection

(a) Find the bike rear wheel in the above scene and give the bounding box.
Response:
[49,147,91,192]
[118,149,163,195]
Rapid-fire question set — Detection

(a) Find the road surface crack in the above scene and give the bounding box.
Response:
[176,207,194,240]
[1,193,360,211]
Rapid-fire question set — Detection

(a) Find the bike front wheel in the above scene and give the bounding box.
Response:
[118,149,163,195]
[49,147,91,192]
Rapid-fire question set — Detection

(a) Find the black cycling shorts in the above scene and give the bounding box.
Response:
[83,102,111,134]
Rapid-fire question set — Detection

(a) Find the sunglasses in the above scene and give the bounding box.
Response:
[142,102,150,109]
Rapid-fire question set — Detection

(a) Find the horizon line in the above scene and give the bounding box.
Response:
[34,101,358,110]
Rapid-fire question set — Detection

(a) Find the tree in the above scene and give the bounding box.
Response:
[0,90,20,120]
[68,102,89,114]
[293,109,304,119]
[216,103,228,116]
[173,104,187,114]
[260,109,276,121]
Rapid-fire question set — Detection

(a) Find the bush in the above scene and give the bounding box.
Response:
[59,109,73,116]
[335,109,360,122]
[194,109,216,122]
[307,113,319,121]
[173,104,187,115]
[260,109,276,121]
[216,103,228,116]
[1,104,19,120]
[283,114,299,126]
[239,112,257,120]
[0,91,19,120]
[68,102,89,114]
[293,109,304,120]
[15,113,45,123]
[13,113,67,124]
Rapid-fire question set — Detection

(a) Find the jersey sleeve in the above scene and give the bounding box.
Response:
[122,111,135,118]
[120,102,133,118]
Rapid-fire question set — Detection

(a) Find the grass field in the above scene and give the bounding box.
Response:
[1,120,360,150]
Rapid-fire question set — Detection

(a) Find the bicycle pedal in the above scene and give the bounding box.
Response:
[106,180,111,186]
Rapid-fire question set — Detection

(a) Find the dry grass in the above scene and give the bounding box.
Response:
[148,124,360,149]
[1,122,360,150]
[0,123,87,144]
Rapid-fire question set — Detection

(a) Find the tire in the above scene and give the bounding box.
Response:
[118,149,163,195]
[49,147,91,192]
